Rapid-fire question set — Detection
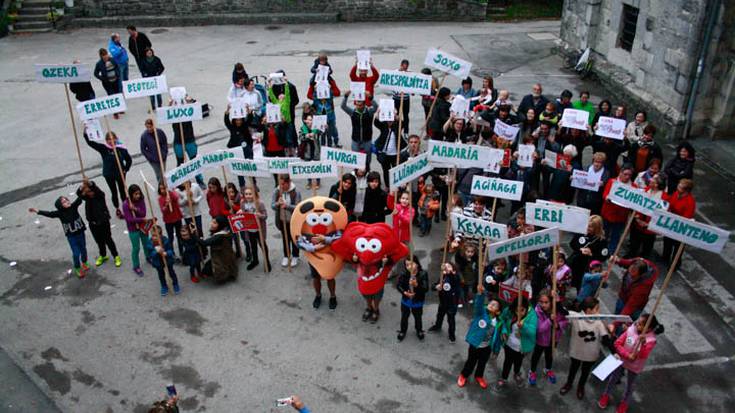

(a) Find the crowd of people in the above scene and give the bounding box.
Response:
[30,27,704,412]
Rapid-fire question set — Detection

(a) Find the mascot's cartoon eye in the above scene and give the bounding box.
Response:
[306,213,320,226]
[367,239,382,253]
[355,237,369,252]
[319,213,333,225]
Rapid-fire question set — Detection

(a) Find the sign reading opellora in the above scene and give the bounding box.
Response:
[35,63,92,83]
[378,69,432,95]
[450,212,508,241]
[648,209,729,254]
[487,227,560,260]
[320,147,367,170]
[165,149,241,187]
[156,103,203,125]
[76,94,127,120]
[427,140,491,169]
[123,75,168,99]
[289,161,337,179]
[389,153,433,190]
[470,175,523,201]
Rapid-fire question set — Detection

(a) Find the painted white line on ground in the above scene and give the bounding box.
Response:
[677,250,735,327]
[647,355,734,371]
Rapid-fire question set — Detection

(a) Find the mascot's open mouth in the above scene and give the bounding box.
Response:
[358,262,386,282]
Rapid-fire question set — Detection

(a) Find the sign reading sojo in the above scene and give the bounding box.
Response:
[424,48,472,79]
[320,147,367,170]
[76,94,127,120]
[487,227,560,260]
[389,153,432,190]
[156,103,203,124]
[289,161,337,179]
[470,175,523,201]
[35,63,92,83]
[649,209,730,254]
[450,212,508,241]
[123,75,168,99]
[378,69,432,95]
[526,200,590,234]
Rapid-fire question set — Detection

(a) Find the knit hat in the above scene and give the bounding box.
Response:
[590,260,602,269]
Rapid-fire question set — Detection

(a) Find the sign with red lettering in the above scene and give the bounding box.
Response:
[499,283,530,304]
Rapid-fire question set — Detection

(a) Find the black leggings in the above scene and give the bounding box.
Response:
[399,304,423,333]
[278,223,299,257]
[566,357,594,389]
[165,221,184,257]
[530,344,553,371]
[379,155,397,187]
[433,302,457,337]
[246,231,268,263]
[104,174,127,209]
[461,345,492,378]
[501,345,525,380]
[89,223,118,257]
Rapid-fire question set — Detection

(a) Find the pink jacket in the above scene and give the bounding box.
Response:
[392,203,415,243]
[615,324,657,374]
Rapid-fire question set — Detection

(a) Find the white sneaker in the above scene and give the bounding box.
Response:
[290,257,300,267]
[281,257,289,267]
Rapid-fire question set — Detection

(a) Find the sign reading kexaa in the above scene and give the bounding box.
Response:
[35,63,92,83]
[156,103,203,124]
[450,212,508,241]
[76,94,127,120]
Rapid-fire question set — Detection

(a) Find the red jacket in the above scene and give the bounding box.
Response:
[306,78,341,101]
[158,191,183,224]
[616,257,658,316]
[387,195,415,243]
[206,191,230,218]
[349,64,379,106]
[663,191,696,219]
[601,178,637,224]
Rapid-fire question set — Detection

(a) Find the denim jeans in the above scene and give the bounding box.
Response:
[117,62,129,92]
[173,142,204,186]
[605,220,625,252]
[149,94,163,110]
[67,232,88,268]
[155,263,179,289]
[351,140,372,171]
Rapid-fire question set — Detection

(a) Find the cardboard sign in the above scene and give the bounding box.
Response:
[156,103,203,124]
[450,95,470,119]
[378,69,432,95]
[608,180,668,216]
[567,314,632,323]
[266,103,282,123]
[315,81,331,100]
[35,63,92,83]
[483,148,506,174]
[123,75,168,99]
[592,354,624,381]
[321,146,367,170]
[389,153,432,190]
[289,161,337,179]
[518,144,535,168]
[169,87,187,104]
[228,212,259,233]
[350,81,366,102]
[424,48,472,79]
[526,201,590,234]
[428,140,492,169]
[228,159,271,178]
[571,169,601,191]
[229,98,249,120]
[487,227,560,260]
[649,209,730,254]
[470,175,523,201]
[450,212,508,241]
[499,283,531,304]
[83,118,104,142]
[378,99,395,122]
[544,150,572,170]
[165,149,242,188]
[494,119,520,142]
[312,115,328,132]
[269,72,286,85]
[596,116,626,140]
[560,108,589,131]
[356,50,371,71]
[76,94,126,120]
[259,157,301,174]
[315,65,330,83]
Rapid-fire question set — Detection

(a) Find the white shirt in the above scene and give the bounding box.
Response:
[176,182,203,218]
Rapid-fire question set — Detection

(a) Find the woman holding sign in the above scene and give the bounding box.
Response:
[138,48,164,111]
[83,131,132,217]
[661,179,696,269]
[568,215,609,291]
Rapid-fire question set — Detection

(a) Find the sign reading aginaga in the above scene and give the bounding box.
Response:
[35,63,91,83]
[76,94,127,120]
[378,70,432,95]
[470,175,523,201]
[156,103,203,124]
[389,153,433,190]
[649,209,729,254]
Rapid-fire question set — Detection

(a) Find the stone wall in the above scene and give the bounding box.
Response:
[73,0,488,21]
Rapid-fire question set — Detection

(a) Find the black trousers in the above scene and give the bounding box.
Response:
[629,227,655,258]
[165,221,184,257]
[662,237,682,265]
[155,264,179,289]
[247,231,269,263]
[394,97,410,133]
[399,304,423,333]
[89,222,118,257]
[501,345,525,379]
[378,155,398,187]
[461,345,492,378]
[566,357,594,388]
[278,222,299,257]
[434,302,457,337]
[530,344,553,371]
[104,174,127,209]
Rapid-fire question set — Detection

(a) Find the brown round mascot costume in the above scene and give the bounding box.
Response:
[290,196,348,279]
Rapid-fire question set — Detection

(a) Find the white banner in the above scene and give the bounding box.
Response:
[483,148,506,174]
[424,48,472,79]
[596,116,626,140]
[258,156,301,174]
[164,149,242,188]
[76,94,126,120]
[450,95,470,119]
[526,201,590,234]
[156,103,203,124]
[450,212,508,241]
[378,99,395,122]
[315,81,331,100]
[389,153,432,190]
[470,175,524,201]
[649,209,730,254]
[518,144,535,168]
[122,75,168,99]
[321,146,367,170]
[494,119,520,142]
[289,161,338,179]
[350,81,366,102]
[266,103,282,123]
[356,50,371,71]
[608,180,668,216]
[169,86,187,104]
[560,108,589,131]
[487,227,560,260]
[378,69,432,95]
[35,63,91,83]
[228,159,271,177]
[428,140,492,169]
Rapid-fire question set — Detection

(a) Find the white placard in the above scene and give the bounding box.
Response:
[649,209,730,254]
[350,81,366,102]
[560,108,589,131]
[424,48,473,79]
[76,94,127,120]
[428,140,493,169]
[289,161,338,179]
[258,157,301,174]
[450,212,508,241]
[315,81,330,100]
[156,103,203,125]
[450,95,470,119]
[567,314,632,322]
[378,98,395,122]
[356,50,371,71]
[321,147,367,170]
[487,227,560,260]
[470,175,523,201]
[35,63,92,83]
[483,148,506,174]
[389,153,432,190]
[228,159,271,178]
[315,65,330,82]
[592,354,624,381]
[526,201,591,234]
[122,75,168,99]
[83,118,105,142]
[596,116,626,140]
[518,144,535,168]
[312,115,328,132]
[169,87,187,104]
[494,119,520,142]
[571,169,601,191]
[266,103,282,123]
[269,72,286,85]
[165,149,242,188]
[229,98,249,120]
[608,180,668,216]
[378,69,432,95]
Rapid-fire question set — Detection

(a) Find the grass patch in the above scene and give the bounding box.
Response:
[491,0,563,21]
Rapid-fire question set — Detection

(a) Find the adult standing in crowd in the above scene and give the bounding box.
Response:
[270,70,300,152]
[341,91,376,170]
[69,60,95,102]
[140,119,168,184]
[662,179,696,268]
[393,59,411,135]
[138,47,165,111]
[94,49,121,118]
[127,25,152,75]
[518,83,549,120]
[664,142,695,195]
[108,33,129,90]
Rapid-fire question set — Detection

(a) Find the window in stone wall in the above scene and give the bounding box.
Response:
[618,4,639,52]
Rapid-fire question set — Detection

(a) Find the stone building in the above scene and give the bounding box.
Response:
[560,0,734,140]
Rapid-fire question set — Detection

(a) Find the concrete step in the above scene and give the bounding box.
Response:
[11,27,53,34]
[22,0,52,5]
[13,20,53,30]
[15,14,49,22]
[71,12,339,28]
[18,6,51,15]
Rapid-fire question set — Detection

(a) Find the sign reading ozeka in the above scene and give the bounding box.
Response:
[165,149,242,187]
[260,157,301,174]
[649,209,730,254]
[156,103,203,125]
[228,159,271,178]
[470,175,523,201]
[320,147,367,170]
[526,201,590,234]
[76,94,127,120]
[608,181,668,216]
[123,75,168,99]
[450,212,508,241]
[35,63,91,83]
[289,161,337,179]
[424,48,472,79]
[427,140,490,169]
[389,153,432,190]
[487,227,560,260]
[378,70,432,95]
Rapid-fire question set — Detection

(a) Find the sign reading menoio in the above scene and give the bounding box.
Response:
[378,70,432,95]
[450,212,508,241]
[424,48,472,79]
[156,103,203,124]
[228,159,271,178]
[76,94,127,120]
[471,175,523,201]
[289,161,337,179]
[123,75,168,99]
[487,227,560,260]
[389,153,432,190]
[35,63,92,83]
[320,147,367,170]
[649,209,730,254]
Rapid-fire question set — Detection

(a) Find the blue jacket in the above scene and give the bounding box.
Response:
[146,236,175,268]
[108,39,129,65]
[465,293,501,352]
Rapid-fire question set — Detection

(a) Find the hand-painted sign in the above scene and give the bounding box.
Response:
[649,209,730,254]
[123,75,168,99]
[596,116,626,140]
[76,94,126,120]
[389,153,432,190]
[378,70,432,95]
[470,175,523,201]
[608,180,668,216]
[35,63,92,83]
[450,212,508,241]
[424,48,472,79]
[321,147,367,170]
[156,103,203,124]
[289,161,337,179]
[526,201,590,234]
[487,227,560,260]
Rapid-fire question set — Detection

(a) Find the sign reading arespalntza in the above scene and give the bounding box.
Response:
[378,70,432,95]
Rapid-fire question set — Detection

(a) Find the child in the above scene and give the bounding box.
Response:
[176,181,204,243]
[502,264,534,300]
[489,89,512,112]
[417,183,440,236]
[359,171,390,224]
[298,114,322,190]
[158,182,184,259]
[495,295,537,390]
[122,184,151,276]
[329,173,356,220]
[146,225,181,296]
[271,175,301,268]
[483,258,508,296]
[545,251,572,303]
[457,283,503,389]
[353,168,367,218]
[77,179,121,268]
[240,185,270,271]
[390,190,415,246]
[454,242,478,308]
[428,262,462,342]
[29,195,89,278]
[225,182,243,258]
[397,258,429,341]
[206,177,230,219]
[561,297,612,399]
[528,289,568,386]
[196,216,238,283]
[575,260,606,305]
[179,223,202,283]
[538,101,559,127]
[598,314,664,413]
